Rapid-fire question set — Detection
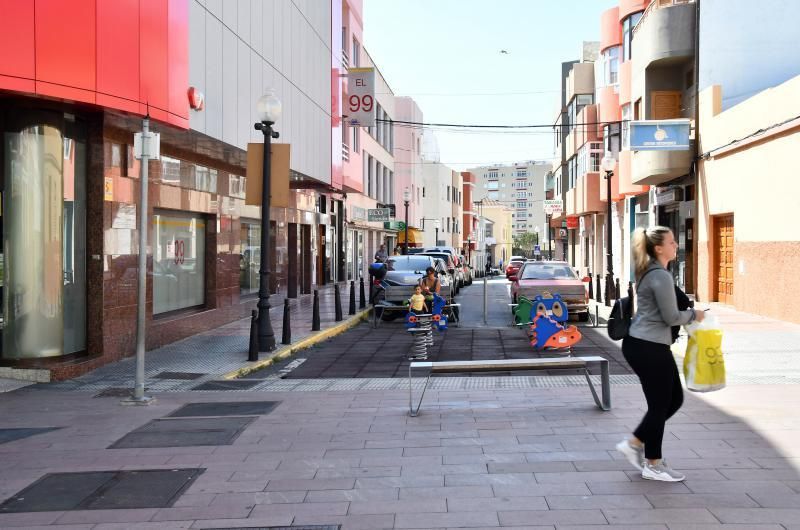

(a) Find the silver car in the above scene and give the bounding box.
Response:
[381,255,452,303]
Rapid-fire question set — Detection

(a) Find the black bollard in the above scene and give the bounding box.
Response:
[587,270,594,300]
[334,284,343,322]
[312,289,321,331]
[627,281,634,301]
[615,277,621,300]
[359,277,366,309]
[247,309,259,362]
[595,274,602,302]
[349,280,356,315]
[604,274,612,307]
[282,298,291,345]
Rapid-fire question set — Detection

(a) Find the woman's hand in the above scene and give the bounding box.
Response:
[693,309,706,323]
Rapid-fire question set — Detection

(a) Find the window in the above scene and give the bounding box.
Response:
[153,211,206,314]
[568,156,577,189]
[604,122,621,155]
[240,221,260,295]
[603,46,620,85]
[487,170,498,179]
[229,174,246,198]
[352,37,360,67]
[621,104,632,149]
[577,142,603,176]
[622,12,642,61]
[352,125,360,153]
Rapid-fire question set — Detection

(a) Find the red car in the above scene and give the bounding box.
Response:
[505,259,525,280]
[510,260,591,321]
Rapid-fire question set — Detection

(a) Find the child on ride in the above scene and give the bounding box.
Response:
[409,285,428,314]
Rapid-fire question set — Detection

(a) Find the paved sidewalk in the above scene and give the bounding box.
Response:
[1,382,799,529]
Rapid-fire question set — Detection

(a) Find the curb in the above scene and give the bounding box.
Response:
[221,308,372,379]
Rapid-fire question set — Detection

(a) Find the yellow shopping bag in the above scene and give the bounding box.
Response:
[683,315,726,392]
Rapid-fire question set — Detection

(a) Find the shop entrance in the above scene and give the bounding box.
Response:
[713,214,734,304]
[0,108,87,359]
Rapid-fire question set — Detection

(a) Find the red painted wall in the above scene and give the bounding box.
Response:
[0,0,188,128]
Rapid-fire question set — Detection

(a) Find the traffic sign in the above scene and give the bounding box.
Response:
[368,208,391,222]
[346,68,375,127]
[534,245,541,256]
[543,199,563,215]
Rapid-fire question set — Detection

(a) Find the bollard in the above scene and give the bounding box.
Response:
[311,289,321,331]
[349,280,356,315]
[334,284,343,322]
[615,278,620,300]
[247,309,259,362]
[595,304,600,328]
[282,298,291,345]
[595,274,602,302]
[627,281,634,301]
[359,277,366,309]
[587,270,594,300]
[604,274,612,307]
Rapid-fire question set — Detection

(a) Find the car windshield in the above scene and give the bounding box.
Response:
[387,257,431,272]
[520,264,578,280]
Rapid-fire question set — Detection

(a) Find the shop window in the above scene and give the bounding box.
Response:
[153,211,206,314]
[240,221,260,295]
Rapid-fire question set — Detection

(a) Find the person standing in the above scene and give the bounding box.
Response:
[374,244,388,263]
[615,226,705,482]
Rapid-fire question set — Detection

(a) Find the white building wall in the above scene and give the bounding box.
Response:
[421,162,456,247]
[188,0,332,183]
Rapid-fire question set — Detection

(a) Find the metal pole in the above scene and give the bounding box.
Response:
[483,272,488,324]
[256,122,278,352]
[404,200,409,255]
[605,170,614,306]
[129,117,153,404]
[547,213,552,260]
[435,228,439,246]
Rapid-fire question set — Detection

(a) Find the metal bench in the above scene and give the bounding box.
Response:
[408,356,610,416]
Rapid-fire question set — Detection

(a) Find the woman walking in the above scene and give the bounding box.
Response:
[615,226,705,482]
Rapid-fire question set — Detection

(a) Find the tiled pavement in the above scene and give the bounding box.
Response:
[1,382,800,528]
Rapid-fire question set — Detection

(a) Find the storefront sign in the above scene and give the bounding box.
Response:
[654,187,684,205]
[544,199,563,215]
[630,119,690,151]
[377,202,396,218]
[104,177,114,201]
[351,205,367,221]
[367,208,391,222]
[566,217,579,229]
[245,143,290,208]
[383,221,406,231]
[346,67,376,127]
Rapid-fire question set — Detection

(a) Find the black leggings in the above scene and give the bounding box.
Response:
[622,335,683,460]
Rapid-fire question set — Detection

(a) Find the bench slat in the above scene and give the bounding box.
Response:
[412,358,588,373]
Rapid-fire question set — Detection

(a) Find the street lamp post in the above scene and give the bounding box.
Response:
[434,219,440,247]
[534,226,541,260]
[601,156,616,307]
[403,187,411,255]
[546,214,553,260]
[254,89,282,352]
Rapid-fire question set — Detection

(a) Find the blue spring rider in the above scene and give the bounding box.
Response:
[405,293,448,331]
[529,293,582,350]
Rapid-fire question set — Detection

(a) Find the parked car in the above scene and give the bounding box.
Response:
[510,260,590,321]
[505,258,525,280]
[381,255,453,304]
[422,247,471,287]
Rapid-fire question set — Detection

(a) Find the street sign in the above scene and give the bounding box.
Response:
[133,131,160,160]
[245,143,290,208]
[630,119,690,151]
[367,208,391,222]
[543,199,563,215]
[384,221,406,230]
[346,67,375,127]
[534,245,541,256]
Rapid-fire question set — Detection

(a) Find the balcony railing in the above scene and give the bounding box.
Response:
[633,0,695,37]
[342,50,350,68]
[342,142,350,162]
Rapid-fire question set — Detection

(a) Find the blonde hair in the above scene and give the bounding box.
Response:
[632,226,672,280]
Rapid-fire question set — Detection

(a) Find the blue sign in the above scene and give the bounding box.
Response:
[629,119,690,151]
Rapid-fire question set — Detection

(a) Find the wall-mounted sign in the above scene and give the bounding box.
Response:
[377,202,396,218]
[345,67,375,127]
[566,217,579,229]
[630,119,690,151]
[367,208,391,222]
[654,187,684,205]
[351,205,367,221]
[558,228,567,238]
[104,177,114,201]
[383,221,406,231]
[543,199,563,215]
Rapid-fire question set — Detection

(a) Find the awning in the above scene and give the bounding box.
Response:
[397,228,423,246]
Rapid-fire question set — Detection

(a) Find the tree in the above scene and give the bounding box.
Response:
[513,232,539,258]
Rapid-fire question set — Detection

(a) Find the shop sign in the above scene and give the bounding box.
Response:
[245,143,290,208]
[383,221,406,230]
[654,187,684,206]
[566,217,579,229]
[367,208,391,222]
[351,205,367,221]
[345,67,376,127]
[544,199,563,215]
[104,177,114,201]
[377,203,396,218]
[630,119,690,151]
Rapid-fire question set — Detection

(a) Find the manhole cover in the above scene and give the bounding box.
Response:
[109,417,255,448]
[153,371,206,380]
[167,401,280,418]
[0,469,203,512]
[0,427,61,445]
[191,379,261,391]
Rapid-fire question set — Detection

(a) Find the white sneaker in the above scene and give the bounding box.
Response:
[642,460,685,482]
[615,439,644,471]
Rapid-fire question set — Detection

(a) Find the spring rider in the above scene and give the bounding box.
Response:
[529,293,582,350]
[405,293,448,331]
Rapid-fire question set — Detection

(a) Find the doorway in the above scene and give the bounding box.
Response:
[287,223,298,298]
[301,224,312,295]
[713,214,734,304]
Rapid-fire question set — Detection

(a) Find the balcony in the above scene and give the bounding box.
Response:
[632,0,696,69]
[566,173,605,217]
[631,141,694,186]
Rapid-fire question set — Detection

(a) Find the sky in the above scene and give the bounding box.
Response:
[363,0,608,171]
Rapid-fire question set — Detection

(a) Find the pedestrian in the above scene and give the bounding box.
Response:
[419,266,441,302]
[616,226,705,482]
[374,244,388,263]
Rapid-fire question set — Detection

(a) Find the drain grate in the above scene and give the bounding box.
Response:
[0,469,204,512]
[167,401,280,418]
[109,417,255,449]
[0,427,61,445]
[153,371,206,380]
[191,379,262,391]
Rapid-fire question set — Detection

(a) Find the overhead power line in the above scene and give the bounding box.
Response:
[377,118,628,129]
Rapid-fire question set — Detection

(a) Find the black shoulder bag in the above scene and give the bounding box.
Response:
[607,268,657,341]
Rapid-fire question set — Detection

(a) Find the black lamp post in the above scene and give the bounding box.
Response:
[254,89,282,352]
[435,219,440,247]
[403,187,411,255]
[601,156,616,307]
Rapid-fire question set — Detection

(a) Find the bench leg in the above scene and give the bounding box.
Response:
[583,361,611,411]
[409,364,433,417]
